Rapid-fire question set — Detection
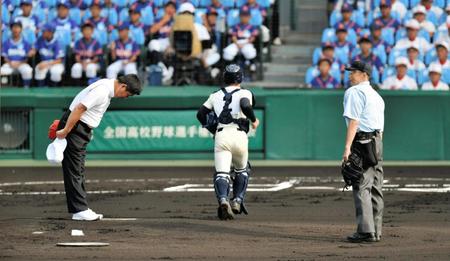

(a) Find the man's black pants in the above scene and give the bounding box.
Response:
[58,111,92,213]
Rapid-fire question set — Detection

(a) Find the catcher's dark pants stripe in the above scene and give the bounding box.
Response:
[352,134,384,236]
[58,111,92,214]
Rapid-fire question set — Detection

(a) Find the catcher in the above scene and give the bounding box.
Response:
[341,61,385,243]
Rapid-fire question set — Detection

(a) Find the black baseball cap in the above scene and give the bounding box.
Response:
[345,61,371,77]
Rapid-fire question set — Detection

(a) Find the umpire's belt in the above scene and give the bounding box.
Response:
[355,131,380,140]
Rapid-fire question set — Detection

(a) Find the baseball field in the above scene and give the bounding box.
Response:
[1,162,450,260]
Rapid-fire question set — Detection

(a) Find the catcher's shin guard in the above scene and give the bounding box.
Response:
[232,168,249,202]
[214,172,231,201]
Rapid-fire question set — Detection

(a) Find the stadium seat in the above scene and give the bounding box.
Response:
[257,0,270,9]
[194,8,206,24]
[47,8,57,21]
[250,8,263,26]
[335,47,350,64]
[371,66,380,84]
[373,46,387,64]
[381,28,395,46]
[347,29,357,46]
[119,8,129,23]
[434,0,446,8]
[312,47,322,65]
[381,66,396,82]
[113,0,128,9]
[109,29,119,42]
[94,29,108,46]
[409,0,420,7]
[70,8,82,26]
[442,68,450,84]
[321,28,336,43]
[395,28,407,42]
[388,49,407,66]
[22,28,36,45]
[222,0,236,9]
[55,28,72,47]
[2,4,10,24]
[226,9,240,27]
[236,0,246,8]
[305,66,319,85]
[424,47,437,65]
[10,0,20,8]
[417,68,428,85]
[418,29,430,42]
[45,0,57,8]
[130,27,145,45]
[155,8,165,20]
[406,69,417,81]
[2,28,11,43]
[330,67,341,83]
[141,6,155,26]
[200,0,211,7]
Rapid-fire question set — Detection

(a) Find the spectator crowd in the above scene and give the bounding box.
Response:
[307,0,450,91]
[1,0,278,87]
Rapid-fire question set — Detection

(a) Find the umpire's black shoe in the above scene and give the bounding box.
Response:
[347,233,377,243]
[218,198,234,220]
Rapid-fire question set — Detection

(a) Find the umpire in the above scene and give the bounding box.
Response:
[56,74,142,221]
[342,61,385,243]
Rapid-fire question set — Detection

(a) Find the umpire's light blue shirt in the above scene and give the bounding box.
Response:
[343,81,385,132]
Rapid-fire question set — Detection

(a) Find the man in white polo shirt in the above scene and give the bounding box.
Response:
[56,74,142,221]
[422,63,449,90]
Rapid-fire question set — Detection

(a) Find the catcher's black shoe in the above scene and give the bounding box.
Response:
[217,198,234,220]
[347,233,377,243]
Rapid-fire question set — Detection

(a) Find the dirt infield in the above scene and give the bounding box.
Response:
[1,166,450,260]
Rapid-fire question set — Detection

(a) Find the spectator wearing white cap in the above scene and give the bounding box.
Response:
[413,5,436,38]
[430,41,450,70]
[394,19,432,52]
[406,43,426,71]
[421,64,449,90]
[381,57,418,90]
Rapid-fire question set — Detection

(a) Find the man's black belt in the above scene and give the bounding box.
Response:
[355,131,380,140]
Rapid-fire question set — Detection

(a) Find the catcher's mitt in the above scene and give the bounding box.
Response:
[341,151,364,191]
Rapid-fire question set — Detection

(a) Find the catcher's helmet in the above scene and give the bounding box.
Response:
[223,64,243,85]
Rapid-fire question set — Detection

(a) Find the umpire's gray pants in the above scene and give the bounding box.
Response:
[352,135,384,236]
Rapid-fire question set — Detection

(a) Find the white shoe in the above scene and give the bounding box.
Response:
[273,37,282,46]
[250,64,257,72]
[72,209,103,221]
[163,66,174,83]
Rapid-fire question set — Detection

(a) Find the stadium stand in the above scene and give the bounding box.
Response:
[1,0,276,87]
[306,0,450,90]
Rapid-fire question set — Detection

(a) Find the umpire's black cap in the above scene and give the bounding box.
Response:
[345,61,371,77]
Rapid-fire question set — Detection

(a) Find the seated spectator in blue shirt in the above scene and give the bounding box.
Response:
[129,7,148,44]
[334,24,355,64]
[334,3,361,34]
[310,58,341,89]
[12,0,41,35]
[85,1,112,45]
[0,22,34,88]
[370,23,392,54]
[147,1,176,65]
[321,42,342,73]
[223,6,259,71]
[71,22,103,82]
[34,23,65,87]
[372,0,400,32]
[55,0,79,45]
[353,36,384,77]
[107,22,140,79]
